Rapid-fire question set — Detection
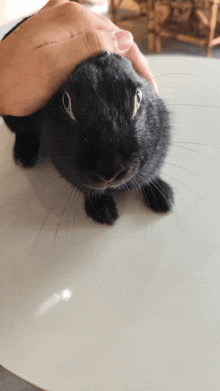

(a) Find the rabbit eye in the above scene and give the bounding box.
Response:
[132,88,142,118]
[62,91,76,121]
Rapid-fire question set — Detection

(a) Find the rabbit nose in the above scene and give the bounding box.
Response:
[97,168,128,183]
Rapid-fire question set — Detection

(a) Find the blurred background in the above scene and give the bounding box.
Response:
[1,0,220,57]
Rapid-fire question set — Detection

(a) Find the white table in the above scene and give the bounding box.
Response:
[1,55,220,391]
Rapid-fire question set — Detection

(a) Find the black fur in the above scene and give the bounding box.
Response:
[2,17,174,224]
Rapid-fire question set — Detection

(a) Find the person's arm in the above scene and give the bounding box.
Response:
[0,41,8,116]
[0,0,158,117]
[0,27,127,116]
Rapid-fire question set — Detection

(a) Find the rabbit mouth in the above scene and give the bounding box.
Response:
[85,183,120,191]
[84,170,137,191]
[79,157,140,191]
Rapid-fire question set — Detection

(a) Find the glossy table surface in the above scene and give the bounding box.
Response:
[1,55,220,391]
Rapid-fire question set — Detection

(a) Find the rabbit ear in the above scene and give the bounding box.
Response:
[62,91,76,121]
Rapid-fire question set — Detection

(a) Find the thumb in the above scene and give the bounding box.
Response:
[125,43,159,95]
[47,29,133,78]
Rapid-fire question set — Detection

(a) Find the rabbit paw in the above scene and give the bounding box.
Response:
[85,194,118,225]
[142,178,174,213]
[14,133,40,168]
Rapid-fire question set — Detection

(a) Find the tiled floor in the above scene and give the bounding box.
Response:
[0,366,44,391]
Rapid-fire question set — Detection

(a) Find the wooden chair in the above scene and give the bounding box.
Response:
[109,0,170,52]
[109,0,149,24]
[110,0,220,57]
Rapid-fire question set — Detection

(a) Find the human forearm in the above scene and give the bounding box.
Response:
[0,40,10,116]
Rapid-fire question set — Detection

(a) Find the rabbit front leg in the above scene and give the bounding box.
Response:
[85,193,118,224]
[141,178,174,213]
[4,115,41,168]
[13,132,41,168]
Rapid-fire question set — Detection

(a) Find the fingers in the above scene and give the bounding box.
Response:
[125,42,159,94]
[111,30,133,52]
[45,29,133,79]
[39,0,120,33]
[41,0,69,10]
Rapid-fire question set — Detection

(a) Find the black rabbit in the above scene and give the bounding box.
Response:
[2,18,174,224]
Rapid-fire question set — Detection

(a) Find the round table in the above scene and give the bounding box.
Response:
[1,55,220,391]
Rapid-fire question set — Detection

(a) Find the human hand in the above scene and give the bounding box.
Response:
[0,0,158,117]
[125,42,159,95]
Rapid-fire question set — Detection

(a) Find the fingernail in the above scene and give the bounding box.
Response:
[112,30,133,52]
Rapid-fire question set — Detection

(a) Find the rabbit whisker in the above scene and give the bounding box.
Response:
[53,187,75,242]
[89,199,105,224]
[171,144,205,155]
[173,141,220,150]
[161,172,204,201]
[163,161,208,182]
[148,182,158,203]
[169,103,220,108]
[70,188,82,232]
[66,187,79,235]
[10,174,63,229]
[32,183,72,248]
[155,72,199,79]
[168,152,196,160]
